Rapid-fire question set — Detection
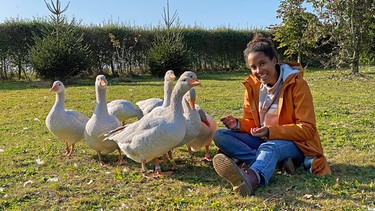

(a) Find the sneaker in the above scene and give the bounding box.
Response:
[213,153,259,196]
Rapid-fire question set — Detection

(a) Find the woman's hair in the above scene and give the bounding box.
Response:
[243,33,278,64]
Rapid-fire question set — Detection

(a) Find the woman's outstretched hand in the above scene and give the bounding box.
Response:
[220,115,238,130]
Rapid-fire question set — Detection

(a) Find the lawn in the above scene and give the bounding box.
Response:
[0,68,374,210]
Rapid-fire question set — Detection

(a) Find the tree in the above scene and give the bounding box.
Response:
[0,20,40,80]
[363,13,375,64]
[109,32,140,77]
[148,0,191,77]
[308,0,375,73]
[0,23,11,80]
[273,0,318,64]
[29,0,90,81]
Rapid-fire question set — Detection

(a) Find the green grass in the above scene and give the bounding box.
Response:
[0,68,374,210]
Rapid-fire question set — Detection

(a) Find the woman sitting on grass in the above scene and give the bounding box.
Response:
[212,33,331,197]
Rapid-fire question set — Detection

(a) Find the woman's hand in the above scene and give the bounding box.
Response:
[250,126,269,141]
[220,115,238,130]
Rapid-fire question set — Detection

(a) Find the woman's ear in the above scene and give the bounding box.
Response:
[272,56,277,65]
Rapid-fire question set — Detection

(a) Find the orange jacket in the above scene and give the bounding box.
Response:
[237,62,331,176]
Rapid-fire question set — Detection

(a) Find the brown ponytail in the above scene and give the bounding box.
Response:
[243,33,278,64]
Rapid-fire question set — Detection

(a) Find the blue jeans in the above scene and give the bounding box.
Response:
[213,128,304,185]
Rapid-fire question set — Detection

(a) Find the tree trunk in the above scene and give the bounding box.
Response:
[351,39,360,74]
[17,58,22,80]
[351,51,359,74]
[110,58,116,75]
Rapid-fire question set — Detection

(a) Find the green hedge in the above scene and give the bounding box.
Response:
[0,20,277,80]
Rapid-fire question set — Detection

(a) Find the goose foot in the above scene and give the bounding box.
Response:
[65,150,73,158]
[97,152,108,166]
[115,148,127,166]
[142,170,173,178]
[142,171,156,178]
[171,162,185,170]
[64,145,70,156]
[155,170,173,177]
[115,157,127,166]
[203,153,211,162]
[65,144,74,158]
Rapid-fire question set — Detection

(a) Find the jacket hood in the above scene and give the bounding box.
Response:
[280,62,302,82]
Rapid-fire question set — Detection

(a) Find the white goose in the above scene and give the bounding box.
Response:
[104,71,201,176]
[180,88,202,145]
[107,99,143,125]
[163,88,202,167]
[46,81,88,158]
[186,105,217,161]
[84,75,126,166]
[136,70,175,115]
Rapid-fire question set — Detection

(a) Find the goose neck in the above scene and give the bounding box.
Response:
[95,86,109,114]
[53,91,65,110]
[170,89,186,113]
[162,81,173,107]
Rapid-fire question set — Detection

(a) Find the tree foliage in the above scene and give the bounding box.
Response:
[148,28,191,77]
[307,0,375,73]
[274,0,318,64]
[29,0,90,81]
[0,20,42,80]
[109,31,140,76]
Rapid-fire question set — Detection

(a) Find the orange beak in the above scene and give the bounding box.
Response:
[189,99,196,111]
[50,85,58,92]
[100,80,107,87]
[189,79,201,87]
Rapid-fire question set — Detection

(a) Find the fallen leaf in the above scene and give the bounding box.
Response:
[47,177,58,182]
[303,194,313,199]
[36,157,44,165]
[23,180,33,187]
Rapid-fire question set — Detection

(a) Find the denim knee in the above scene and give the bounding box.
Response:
[257,142,278,155]
[213,129,228,148]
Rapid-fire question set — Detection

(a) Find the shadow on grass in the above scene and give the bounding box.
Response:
[87,147,221,181]
[330,162,375,181]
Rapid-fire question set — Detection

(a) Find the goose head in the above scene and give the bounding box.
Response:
[170,71,201,107]
[184,88,197,111]
[50,81,65,94]
[96,75,108,90]
[178,71,201,91]
[165,70,176,82]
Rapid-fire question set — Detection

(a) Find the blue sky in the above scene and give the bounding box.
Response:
[0,0,283,29]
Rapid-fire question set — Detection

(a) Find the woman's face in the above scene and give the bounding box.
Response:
[247,51,278,86]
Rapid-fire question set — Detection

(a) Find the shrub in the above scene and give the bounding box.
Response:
[29,0,90,82]
[148,28,191,77]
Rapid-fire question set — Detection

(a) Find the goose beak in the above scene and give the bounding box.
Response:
[100,80,107,87]
[50,85,58,92]
[190,79,201,87]
[170,73,176,80]
[189,99,196,110]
